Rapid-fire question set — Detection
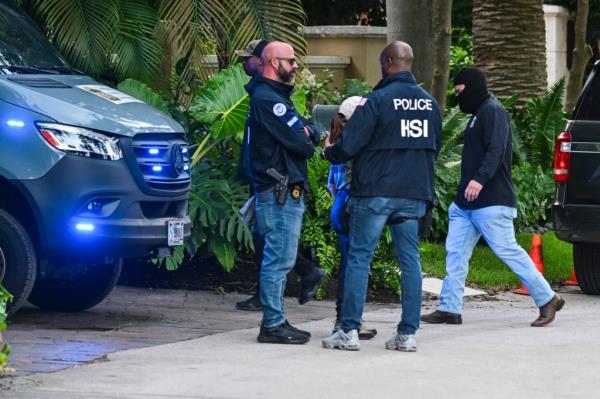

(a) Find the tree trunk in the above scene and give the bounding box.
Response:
[473,0,547,100]
[431,0,453,111]
[565,0,590,112]
[386,0,433,91]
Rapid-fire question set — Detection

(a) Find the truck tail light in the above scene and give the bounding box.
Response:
[553,131,572,183]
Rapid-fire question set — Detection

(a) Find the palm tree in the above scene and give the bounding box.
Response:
[472,0,547,100]
[17,0,306,103]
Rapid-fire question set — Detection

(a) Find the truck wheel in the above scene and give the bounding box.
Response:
[573,244,600,295]
[28,258,122,311]
[0,210,37,316]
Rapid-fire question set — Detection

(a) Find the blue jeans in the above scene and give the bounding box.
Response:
[341,196,426,335]
[255,191,305,328]
[331,189,350,319]
[439,202,555,314]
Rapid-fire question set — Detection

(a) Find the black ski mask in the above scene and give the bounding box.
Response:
[454,67,490,114]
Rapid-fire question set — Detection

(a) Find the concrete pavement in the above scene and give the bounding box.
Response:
[3,287,597,399]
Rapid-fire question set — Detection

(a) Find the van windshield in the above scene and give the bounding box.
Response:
[0,0,73,74]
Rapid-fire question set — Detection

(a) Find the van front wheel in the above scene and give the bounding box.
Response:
[28,257,122,311]
[0,209,37,316]
[573,244,600,295]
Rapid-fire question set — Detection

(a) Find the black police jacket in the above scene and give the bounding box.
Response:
[325,72,442,200]
[247,77,319,193]
[454,97,516,210]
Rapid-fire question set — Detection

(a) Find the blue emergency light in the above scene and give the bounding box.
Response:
[75,223,95,232]
[6,119,25,128]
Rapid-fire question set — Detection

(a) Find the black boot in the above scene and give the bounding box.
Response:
[235,293,262,311]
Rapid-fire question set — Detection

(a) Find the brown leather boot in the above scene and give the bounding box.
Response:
[531,294,565,327]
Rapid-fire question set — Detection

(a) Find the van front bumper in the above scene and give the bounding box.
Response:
[19,154,191,259]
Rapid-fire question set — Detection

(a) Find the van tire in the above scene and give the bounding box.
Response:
[0,210,37,316]
[28,258,122,311]
[573,244,600,295]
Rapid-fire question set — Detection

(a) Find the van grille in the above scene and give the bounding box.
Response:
[131,134,191,192]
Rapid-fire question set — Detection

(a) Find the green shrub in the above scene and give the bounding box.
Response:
[0,285,12,369]
[512,163,554,231]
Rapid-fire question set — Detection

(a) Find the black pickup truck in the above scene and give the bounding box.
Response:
[553,60,600,294]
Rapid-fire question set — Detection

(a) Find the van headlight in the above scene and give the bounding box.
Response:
[36,123,122,160]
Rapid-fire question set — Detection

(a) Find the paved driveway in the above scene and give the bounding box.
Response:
[2,286,596,398]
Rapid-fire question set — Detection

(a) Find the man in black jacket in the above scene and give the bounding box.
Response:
[235,40,325,313]
[421,67,564,327]
[321,41,442,352]
[248,41,321,344]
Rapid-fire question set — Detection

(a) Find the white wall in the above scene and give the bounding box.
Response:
[544,4,570,88]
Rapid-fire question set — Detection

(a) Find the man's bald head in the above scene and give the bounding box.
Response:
[261,41,297,83]
[379,41,413,77]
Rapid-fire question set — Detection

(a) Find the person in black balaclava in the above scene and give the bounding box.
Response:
[421,67,565,328]
[453,67,490,114]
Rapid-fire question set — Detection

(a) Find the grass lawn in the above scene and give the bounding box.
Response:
[419,232,573,291]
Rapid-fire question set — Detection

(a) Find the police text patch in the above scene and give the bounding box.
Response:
[287,116,299,127]
[273,103,287,116]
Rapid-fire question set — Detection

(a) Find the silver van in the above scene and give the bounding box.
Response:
[0,0,191,314]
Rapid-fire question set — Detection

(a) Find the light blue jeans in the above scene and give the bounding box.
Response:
[439,202,555,314]
[255,191,305,328]
[341,197,426,335]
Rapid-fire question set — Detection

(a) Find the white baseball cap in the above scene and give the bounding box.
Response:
[338,96,363,119]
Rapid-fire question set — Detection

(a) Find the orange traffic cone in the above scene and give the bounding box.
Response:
[513,234,544,295]
[561,268,579,286]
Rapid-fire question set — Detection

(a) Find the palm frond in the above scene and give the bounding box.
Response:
[529,78,566,167]
[510,119,529,165]
[32,0,119,75]
[439,106,468,161]
[159,0,233,97]
[229,0,307,62]
[111,0,161,81]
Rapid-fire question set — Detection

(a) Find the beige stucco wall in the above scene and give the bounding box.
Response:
[304,26,387,88]
[305,5,570,90]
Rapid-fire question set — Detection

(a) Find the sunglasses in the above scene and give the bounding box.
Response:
[274,57,297,65]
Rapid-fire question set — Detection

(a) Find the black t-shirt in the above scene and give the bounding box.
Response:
[455,98,517,210]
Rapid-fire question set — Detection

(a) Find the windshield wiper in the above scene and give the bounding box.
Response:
[1,65,69,75]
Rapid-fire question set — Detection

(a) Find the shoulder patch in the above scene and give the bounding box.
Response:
[273,103,287,116]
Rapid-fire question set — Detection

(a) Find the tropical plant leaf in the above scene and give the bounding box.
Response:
[529,78,566,167]
[117,79,170,114]
[291,89,307,116]
[188,63,251,140]
[210,238,236,272]
[439,106,468,160]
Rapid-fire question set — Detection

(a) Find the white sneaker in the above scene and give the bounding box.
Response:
[385,333,417,352]
[322,329,360,351]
